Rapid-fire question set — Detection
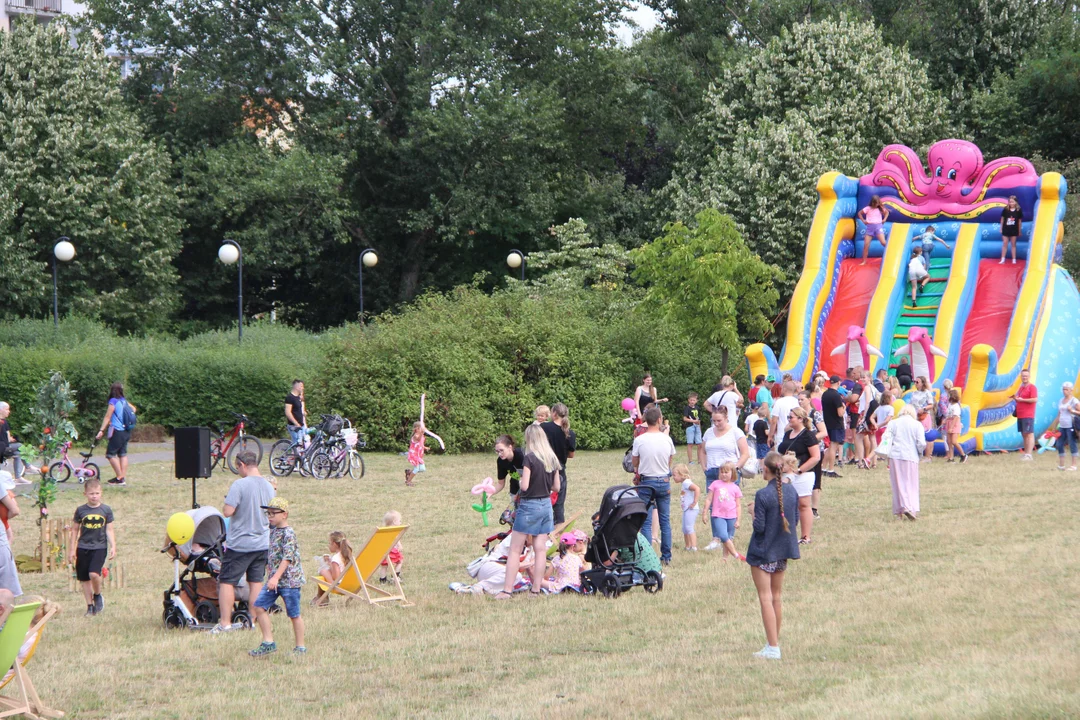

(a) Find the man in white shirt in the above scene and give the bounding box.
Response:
[632,406,676,565]
[769,381,800,447]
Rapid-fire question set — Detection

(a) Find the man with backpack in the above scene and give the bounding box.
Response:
[95,382,137,486]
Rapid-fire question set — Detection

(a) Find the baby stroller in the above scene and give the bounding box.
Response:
[581,485,664,598]
[161,507,252,630]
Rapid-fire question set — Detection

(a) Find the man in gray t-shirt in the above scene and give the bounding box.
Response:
[214,450,275,633]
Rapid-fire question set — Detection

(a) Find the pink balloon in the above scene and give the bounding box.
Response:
[621,397,636,412]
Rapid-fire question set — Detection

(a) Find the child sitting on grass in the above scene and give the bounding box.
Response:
[379,510,405,583]
[68,478,115,617]
[543,531,586,593]
[250,498,305,657]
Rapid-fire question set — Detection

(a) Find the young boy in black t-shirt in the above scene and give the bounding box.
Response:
[68,479,116,617]
[681,393,702,463]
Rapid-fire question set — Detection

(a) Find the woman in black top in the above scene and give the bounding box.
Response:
[999,195,1023,265]
[745,450,799,660]
[492,434,524,499]
[634,373,668,415]
[495,425,561,600]
[541,403,576,525]
[776,406,819,545]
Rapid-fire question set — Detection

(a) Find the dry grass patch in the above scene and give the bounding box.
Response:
[9,450,1080,718]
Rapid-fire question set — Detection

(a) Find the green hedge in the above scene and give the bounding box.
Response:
[316,286,730,452]
[0,319,325,441]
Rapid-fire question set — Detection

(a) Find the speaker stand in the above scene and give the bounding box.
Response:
[184,478,200,509]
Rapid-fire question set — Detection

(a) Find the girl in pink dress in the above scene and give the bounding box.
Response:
[543,531,587,592]
[405,422,427,486]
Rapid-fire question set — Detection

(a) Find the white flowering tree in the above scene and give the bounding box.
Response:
[666,18,953,282]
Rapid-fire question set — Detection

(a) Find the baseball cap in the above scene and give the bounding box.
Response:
[261,497,289,513]
[765,374,776,382]
[1064,381,1075,390]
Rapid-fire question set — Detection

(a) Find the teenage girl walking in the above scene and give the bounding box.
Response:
[944,388,968,463]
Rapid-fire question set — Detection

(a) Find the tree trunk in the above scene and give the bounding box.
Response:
[722,347,730,375]
[399,229,432,302]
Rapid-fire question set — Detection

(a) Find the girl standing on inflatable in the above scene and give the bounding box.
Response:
[858,195,891,265]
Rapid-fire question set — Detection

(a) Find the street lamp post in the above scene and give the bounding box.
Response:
[217,240,243,343]
[507,249,525,281]
[359,248,378,322]
[52,237,75,327]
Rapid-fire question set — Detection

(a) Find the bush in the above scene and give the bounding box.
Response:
[317,286,725,452]
[0,319,324,440]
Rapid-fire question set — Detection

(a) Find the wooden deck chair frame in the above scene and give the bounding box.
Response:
[315,525,413,608]
[0,604,63,719]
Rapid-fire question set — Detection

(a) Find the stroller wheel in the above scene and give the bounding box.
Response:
[194,601,219,625]
[162,608,186,630]
[643,570,663,594]
[579,576,596,596]
[231,608,252,629]
[601,575,622,599]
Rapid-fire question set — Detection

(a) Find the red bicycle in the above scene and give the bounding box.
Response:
[210,413,263,474]
[48,441,100,483]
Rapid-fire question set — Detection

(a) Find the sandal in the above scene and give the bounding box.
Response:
[493,590,512,600]
[526,590,542,599]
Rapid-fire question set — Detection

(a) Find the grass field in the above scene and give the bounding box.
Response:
[9,448,1080,719]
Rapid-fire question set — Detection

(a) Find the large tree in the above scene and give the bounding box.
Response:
[665,17,952,282]
[0,21,181,333]
[89,0,647,321]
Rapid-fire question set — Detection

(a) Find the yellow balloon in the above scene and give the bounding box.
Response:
[167,512,195,545]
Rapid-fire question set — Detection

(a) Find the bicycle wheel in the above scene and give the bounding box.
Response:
[209,433,225,472]
[347,451,365,479]
[268,439,299,477]
[226,436,264,474]
[310,449,334,479]
[48,462,70,483]
[82,462,100,482]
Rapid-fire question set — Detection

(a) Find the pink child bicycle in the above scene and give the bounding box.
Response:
[48,441,100,483]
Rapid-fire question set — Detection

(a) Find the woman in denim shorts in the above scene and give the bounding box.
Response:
[495,425,560,600]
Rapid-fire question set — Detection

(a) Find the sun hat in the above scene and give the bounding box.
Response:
[261,497,289,513]
[560,532,579,546]
[1064,381,1074,390]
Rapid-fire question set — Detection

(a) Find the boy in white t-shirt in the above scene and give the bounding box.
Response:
[908,245,930,303]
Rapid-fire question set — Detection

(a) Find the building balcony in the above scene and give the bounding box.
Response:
[6,0,63,15]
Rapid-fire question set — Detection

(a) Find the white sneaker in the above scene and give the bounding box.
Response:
[1022,454,1033,461]
[689,547,698,552]
[210,624,238,635]
[1012,259,1016,264]
[1058,465,1066,471]
[704,541,721,551]
[999,258,1005,264]
[753,645,781,660]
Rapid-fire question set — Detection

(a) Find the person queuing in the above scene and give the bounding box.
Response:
[776,407,820,544]
[908,377,938,461]
[820,377,845,478]
[745,451,800,660]
[882,405,926,520]
[632,406,676,566]
[705,376,743,422]
[798,392,828,520]
[769,381,800,448]
[698,407,750,489]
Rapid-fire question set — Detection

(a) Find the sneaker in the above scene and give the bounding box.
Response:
[378,576,388,584]
[1012,258,1016,265]
[93,593,104,614]
[12,476,32,486]
[753,645,781,660]
[107,478,126,486]
[1069,466,1078,472]
[812,508,820,519]
[293,646,307,655]
[84,605,96,617]
[689,547,698,552]
[661,559,671,567]
[960,454,968,464]
[449,582,467,593]
[210,623,239,635]
[704,541,721,551]
[999,258,1005,264]
[1057,465,1066,471]
[248,641,277,657]
[1022,454,1033,461]
[902,510,917,521]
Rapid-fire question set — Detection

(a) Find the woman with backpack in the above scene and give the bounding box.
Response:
[96,382,136,486]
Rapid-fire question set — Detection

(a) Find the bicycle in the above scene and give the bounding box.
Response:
[310,423,366,479]
[48,441,100,483]
[210,412,264,474]
[269,414,336,478]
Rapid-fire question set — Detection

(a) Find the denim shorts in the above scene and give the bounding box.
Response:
[1017,417,1034,435]
[711,516,736,541]
[254,585,302,619]
[685,425,702,445]
[512,497,554,536]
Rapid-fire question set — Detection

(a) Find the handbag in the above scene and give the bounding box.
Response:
[622,448,635,473]
[877,426,893,456]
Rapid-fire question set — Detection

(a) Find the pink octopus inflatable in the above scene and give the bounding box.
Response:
[864,140,1038,220]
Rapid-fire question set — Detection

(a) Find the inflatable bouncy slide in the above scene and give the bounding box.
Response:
[745,140,1080,453]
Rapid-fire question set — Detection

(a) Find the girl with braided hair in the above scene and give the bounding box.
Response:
[745,451,800,660]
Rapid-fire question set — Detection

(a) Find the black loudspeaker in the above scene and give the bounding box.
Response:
[175,427,212,479]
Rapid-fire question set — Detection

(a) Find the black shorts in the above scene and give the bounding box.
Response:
[76,547,107,581]
[826,426,845,444]
[219,548,267,586]
[105,430,131,459]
